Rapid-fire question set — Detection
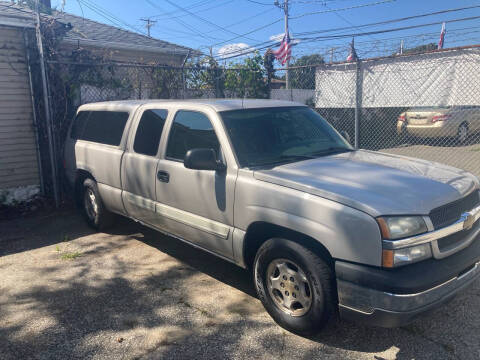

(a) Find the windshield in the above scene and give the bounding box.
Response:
[220,106,353,167]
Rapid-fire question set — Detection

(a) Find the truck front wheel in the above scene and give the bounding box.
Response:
[82,178,114,230]
[254,238,336,335]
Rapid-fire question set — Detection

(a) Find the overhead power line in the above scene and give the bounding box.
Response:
[213,5,480,57]
[77,0,147,36]
[144,0,224,42]
[297,15,480,42]
[150,0,235,20]
[290,0,396,20]
[162,0,261,42]
[294,5,480,36]
[214,15,480,60]
[210,0,395,51]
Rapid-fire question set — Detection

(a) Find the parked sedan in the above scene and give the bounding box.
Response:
[396,106,480,143]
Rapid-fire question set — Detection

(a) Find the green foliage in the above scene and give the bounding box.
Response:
[289,54,324,89]
[224,53,269,98]
[148,66,183,99]
[186,56,224,97]
[396,43,437,55]
[263,49,275,91]
[61,251,82,260]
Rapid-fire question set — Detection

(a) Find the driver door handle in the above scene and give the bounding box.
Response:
[157,170,170,183]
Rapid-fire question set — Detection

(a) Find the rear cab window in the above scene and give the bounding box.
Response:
[133,109,168,156]
[70,111,90,140]
[71,110,129,146]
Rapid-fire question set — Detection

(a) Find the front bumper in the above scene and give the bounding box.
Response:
[336,229,480,327]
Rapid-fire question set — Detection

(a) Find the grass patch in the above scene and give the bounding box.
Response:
[61,251,82,260]
[470,147,480,152]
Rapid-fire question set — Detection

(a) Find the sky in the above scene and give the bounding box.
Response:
[50,0,480,62]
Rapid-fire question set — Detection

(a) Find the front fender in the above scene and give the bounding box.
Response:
[234,171,383,266]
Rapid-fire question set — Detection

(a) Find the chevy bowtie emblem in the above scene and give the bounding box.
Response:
[463,213,475,230]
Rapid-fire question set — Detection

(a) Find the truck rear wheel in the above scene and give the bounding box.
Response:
[254,238,336,335]
[82,178,114,230]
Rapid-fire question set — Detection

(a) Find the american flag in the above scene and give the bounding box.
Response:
[273,33,291,65]
[438,22,446,49]
[346,37,358,62]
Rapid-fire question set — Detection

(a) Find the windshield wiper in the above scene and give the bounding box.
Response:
[308,147,355,157]
[253,154,315,167]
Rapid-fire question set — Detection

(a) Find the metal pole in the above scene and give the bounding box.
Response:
[354,60,361,149]
[35,0,59,207]
[284,0,289,90]
[181,50,190,99]
[23,29,45,195]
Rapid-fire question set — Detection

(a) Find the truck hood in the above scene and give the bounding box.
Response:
[253,150,479,217]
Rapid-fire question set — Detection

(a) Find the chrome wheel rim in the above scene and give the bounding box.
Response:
[84,188,98,220]
[266,258,312,316]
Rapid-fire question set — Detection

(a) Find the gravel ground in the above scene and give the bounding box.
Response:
[1,211,479,360]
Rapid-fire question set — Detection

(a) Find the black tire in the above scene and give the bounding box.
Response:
[254,238,336,335]
[81,178,114,230]
[457,123,468,144]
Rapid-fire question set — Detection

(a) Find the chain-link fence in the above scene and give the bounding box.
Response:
[276,46,480,178]
[38,46,480,199]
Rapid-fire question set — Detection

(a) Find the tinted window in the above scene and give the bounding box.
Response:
[70,111,90,139]
[133,109,168,156]
[81,111,129,146]
[166,111,220,161]
[220,107,352,167]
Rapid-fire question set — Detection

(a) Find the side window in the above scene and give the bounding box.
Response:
[166,110,220,161]
[133,109,168,156]
[80,111,129,146]
[70,111,90,140]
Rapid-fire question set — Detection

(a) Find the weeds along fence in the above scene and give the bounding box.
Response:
[37,46,480,200]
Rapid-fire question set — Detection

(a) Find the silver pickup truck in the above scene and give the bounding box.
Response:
[64,99,480,335]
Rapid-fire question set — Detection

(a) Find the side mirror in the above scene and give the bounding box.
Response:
[340,130,351,144]
[184,148,225,171]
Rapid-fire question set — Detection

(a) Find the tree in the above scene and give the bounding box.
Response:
[186,56,224,98]
[396,43,437,55]
[224,53,269,98]
[289,54,324,89]
[263,49,275,94]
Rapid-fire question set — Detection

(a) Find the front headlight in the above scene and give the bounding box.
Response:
[382,243,432,267]
[377,216,427,240]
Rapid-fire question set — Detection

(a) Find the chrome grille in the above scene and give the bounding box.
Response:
[437,225,479,252]
[429,190,480,230]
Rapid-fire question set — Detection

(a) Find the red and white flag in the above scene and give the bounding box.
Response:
[273,33,291,65]
[438,22,446,49]
[346,37,358,62]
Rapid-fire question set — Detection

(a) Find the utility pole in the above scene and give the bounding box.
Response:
[35,0,59,207]
[330,47,336,64]
[140,17,156,37]
[274,0,289,89]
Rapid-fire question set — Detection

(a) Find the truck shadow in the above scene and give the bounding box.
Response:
[119,218,475,359]
[1,212,476,359]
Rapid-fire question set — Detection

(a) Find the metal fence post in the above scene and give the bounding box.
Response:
[354,60,363,149]
[35,0,59,207]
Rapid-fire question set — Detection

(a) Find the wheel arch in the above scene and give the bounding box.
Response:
[74,169,95,206]
[242,221,334,271]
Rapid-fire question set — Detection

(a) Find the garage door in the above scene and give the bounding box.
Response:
[0,25,39,190]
